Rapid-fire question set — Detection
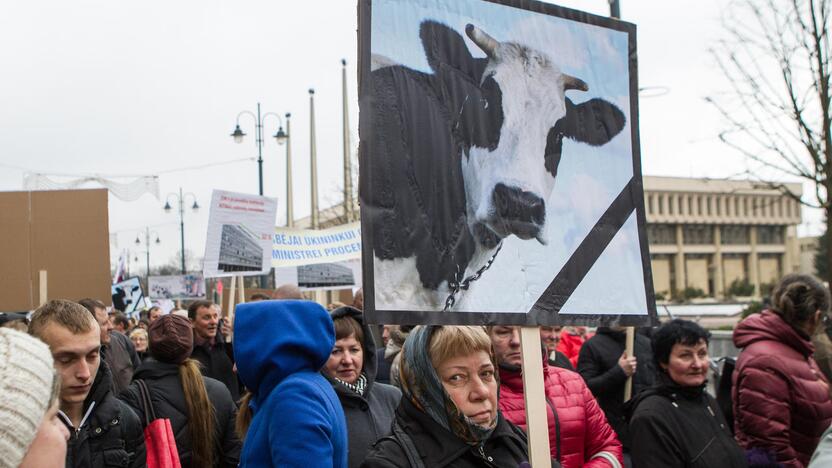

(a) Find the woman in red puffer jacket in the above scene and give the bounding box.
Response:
[733,274,832,468]
[490,326,623,468]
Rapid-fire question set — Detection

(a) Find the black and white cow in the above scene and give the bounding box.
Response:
[361,21,626,309]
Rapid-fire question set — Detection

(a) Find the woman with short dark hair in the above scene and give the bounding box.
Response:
[322,307,401,468]
[629,319,746,468]
[733,273,832,467]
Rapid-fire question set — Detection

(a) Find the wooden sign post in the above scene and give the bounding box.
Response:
[624,326,635,402]
[520,327,552,467]
[38,270,47,306]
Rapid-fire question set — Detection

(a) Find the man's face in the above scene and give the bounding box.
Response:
[539,326,562,352]
[40,322,101,408]
[93,307,112,345]
[192,306,219,340]
[490,326,522,367]
[149,308,162,323]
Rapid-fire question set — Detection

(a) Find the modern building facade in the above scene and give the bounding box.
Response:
[296,176,804,301]
[644,176,802,300]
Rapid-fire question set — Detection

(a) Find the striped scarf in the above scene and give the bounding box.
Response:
[336,373,367,396]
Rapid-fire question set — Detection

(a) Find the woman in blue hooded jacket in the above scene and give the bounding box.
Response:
[234,300,348,468]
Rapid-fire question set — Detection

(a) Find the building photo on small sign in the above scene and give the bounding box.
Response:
[359,0,656,326]
[203,189,278,278]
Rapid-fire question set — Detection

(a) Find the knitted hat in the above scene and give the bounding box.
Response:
[0,328,57,468]
[148,314,194,364]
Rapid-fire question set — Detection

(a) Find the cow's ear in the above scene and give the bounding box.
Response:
[420,21,485,83]
[557,98,627,146]
[545,98,626,177]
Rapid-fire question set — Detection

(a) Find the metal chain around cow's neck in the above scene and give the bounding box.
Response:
[443,240,504,312]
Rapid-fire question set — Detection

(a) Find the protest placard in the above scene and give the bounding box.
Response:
[358,0,656,327]
[148,274,206,300]
[203,190,278,278]
[111,276,148,317]
[271,222,361,268]
[274,259,362,291]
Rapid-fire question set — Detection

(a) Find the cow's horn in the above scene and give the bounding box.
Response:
[563,74,589,91]
[465,24,499,57]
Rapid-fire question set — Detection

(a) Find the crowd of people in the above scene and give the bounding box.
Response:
[2,274,832,467]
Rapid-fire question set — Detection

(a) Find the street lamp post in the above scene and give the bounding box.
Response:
[134,227,161,280]
[164,188,199,274]
[230,103,290,198]
[230,105,290,287]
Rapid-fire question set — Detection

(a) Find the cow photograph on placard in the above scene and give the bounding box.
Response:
[359,0,656,325]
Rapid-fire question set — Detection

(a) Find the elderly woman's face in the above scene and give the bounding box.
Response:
[436,350,498,428]
[662,339,709,387]
[130,333,148,352]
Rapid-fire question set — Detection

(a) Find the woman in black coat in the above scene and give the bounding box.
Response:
[120,315,241,468]
[361,325,536,468]
[628,320,746,468]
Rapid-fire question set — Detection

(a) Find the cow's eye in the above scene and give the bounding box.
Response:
[481,99,489,109]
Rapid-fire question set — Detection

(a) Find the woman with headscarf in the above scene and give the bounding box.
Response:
[120,314,241,467]
[733,274,832,467]
[323,306,401,468]
[361,325,537,468]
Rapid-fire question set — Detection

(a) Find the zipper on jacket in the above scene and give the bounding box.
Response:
[475,443,496,467]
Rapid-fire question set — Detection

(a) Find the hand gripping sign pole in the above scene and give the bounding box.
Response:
[520,327,552,467]
[624,327,635,401]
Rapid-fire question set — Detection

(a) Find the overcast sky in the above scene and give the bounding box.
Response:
[0,0,821,275]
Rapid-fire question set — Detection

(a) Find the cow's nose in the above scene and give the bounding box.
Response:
[492,183,545,225]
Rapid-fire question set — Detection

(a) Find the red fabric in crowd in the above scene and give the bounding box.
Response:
[499,360,623,467]
[733,310,832,468]
[556,331,585,368]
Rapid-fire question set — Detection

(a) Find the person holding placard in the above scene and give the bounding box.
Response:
[489,326,622,468]
[362,325,537,468]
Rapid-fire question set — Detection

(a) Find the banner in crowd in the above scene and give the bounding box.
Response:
[274,259,362,291]
[203,190,278,278]
[271,222,361,268]
[111,276,149,317]
[358,0,656,326]
[148,274,206,300]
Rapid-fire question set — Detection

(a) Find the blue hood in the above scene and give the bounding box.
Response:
[234,300,334,400]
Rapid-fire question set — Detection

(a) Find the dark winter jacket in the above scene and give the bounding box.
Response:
[120,359,241,467]
[361,397,531,468]
[59,362,146,468]
[235,300,348,468]
[190,332,239,402]
[549,350,574,371]
[499,360,623,467]
[105,331,141,396]
[376,347,392,385]
[326,307,402,468]
[733,310,832,467]
[576,327,654,448]
[628,373,746,468]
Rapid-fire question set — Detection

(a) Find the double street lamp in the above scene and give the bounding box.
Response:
[163,188,199,274]
[134,228,161,280]
[230,104,292,219]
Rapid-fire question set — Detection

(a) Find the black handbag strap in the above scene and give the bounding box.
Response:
[136,379,156,425]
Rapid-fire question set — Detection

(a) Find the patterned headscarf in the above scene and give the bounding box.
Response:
[399,325,496,444]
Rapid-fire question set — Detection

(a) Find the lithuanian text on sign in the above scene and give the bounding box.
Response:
[272,222,362,267]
